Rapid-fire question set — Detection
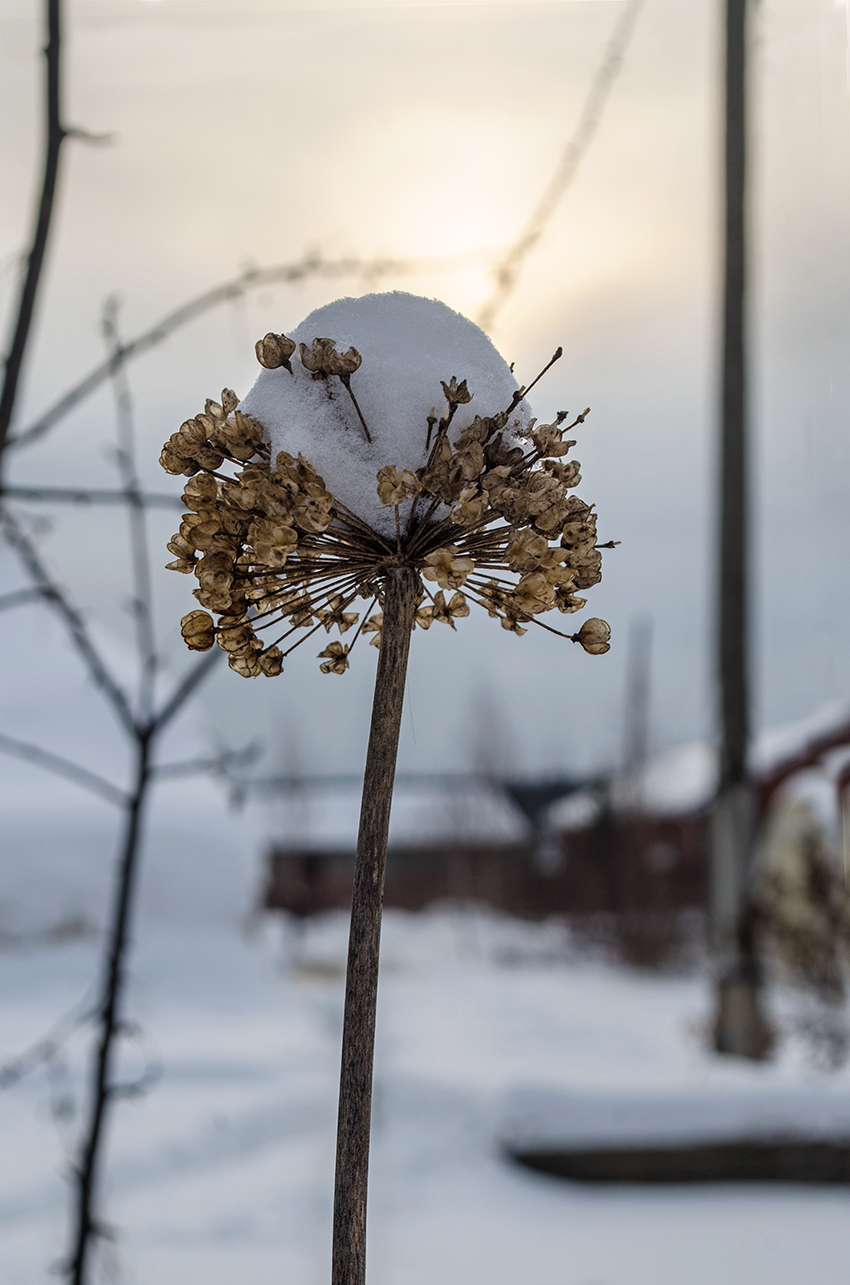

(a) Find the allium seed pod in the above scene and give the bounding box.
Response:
[255,333,296,369]
[574,617,611,655]
[180,610,216,651]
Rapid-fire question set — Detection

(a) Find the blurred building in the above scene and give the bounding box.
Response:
[260,704,850,942]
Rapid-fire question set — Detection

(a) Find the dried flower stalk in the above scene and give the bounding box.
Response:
[160,322,612,1285]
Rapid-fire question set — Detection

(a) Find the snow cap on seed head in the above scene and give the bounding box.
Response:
[239,292,531,536]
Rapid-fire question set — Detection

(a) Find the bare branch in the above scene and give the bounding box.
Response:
[63,126,114,146]
[0,0,68,461]
[152,741,261,780]
[1,993,95,1090]
[0,732,127,806]
[102,297,157,721]
[151,649,221,735]
[478,0,644,330]
[1,511,138,736]
[3,485,181,509]
[68,741,152,1285]
[7,249,492,454]
[0,585,46,612]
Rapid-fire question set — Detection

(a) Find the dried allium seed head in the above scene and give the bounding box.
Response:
[160,295,613,676]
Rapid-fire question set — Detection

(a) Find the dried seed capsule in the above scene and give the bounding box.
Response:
[573,617,611,655]
[180,610,215,651]
[255,333,296,369]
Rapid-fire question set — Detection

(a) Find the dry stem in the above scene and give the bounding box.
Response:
[332,567,420,1285]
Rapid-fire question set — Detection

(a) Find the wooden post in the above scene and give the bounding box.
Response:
[332,567,419,1285]
[711,0,773,1058]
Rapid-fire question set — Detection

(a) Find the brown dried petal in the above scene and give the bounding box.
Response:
[440,376,472,406]
[484,433,523,467]
[193,585,232,612]
[450,487,487,527]
[532,423,570,457]
[229,651,264,678]
[571,551,603,590]
[182,473,220,510]
[512,572,556,615]
[193,443,226,471]
[324,345,362,376]
[421,546,474,591]
[318,640,349,675]
[376,465,422,507]
[293,494,333,534]
[456,440,484,482]
[506,528,547,573]
[216,623,256,654]
[167,533,197,562]
[259,647,284,677]
[554,589,587,614]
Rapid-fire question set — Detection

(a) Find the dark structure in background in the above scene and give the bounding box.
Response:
[263,768,708,970]
[264,806,707,924]
[264,712,850,966]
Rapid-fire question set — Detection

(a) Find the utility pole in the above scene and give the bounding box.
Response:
[710,0,773,1058]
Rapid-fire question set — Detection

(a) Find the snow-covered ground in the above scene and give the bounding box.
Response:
[1,909,848,1285]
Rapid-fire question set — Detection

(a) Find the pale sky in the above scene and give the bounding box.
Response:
[1,0,848,777]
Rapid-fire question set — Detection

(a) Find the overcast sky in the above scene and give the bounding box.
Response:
[1,0,848,779]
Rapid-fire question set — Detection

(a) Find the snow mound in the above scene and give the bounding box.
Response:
[240,292,529,534]
[501,1085,850,1150]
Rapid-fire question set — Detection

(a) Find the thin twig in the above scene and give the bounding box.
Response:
[1,511,138,736]
[0,733,127,806]
[152,743,260,780]
[8,250,493,455]
[0,585,46,612]
[102,297,157,721]
[3,485,182,509]
[504,348,563,415]
[151,649,221,735]
[478,0,644,329]
[1,992,96,1091]
[339,374,373,444]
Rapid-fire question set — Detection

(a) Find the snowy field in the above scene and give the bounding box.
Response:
[1,908,848,1285]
